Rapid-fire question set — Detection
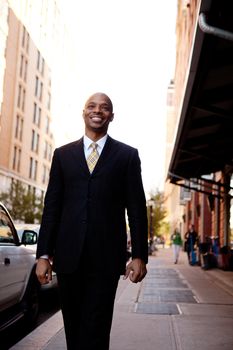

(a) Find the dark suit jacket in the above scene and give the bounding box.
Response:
[36,136,148,274]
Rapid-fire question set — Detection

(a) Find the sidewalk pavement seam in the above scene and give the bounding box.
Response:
[170,315,183,350]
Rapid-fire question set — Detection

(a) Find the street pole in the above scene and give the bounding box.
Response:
[149,204,154,242]
[148,199,154,254]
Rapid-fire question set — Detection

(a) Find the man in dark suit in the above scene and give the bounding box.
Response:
[36,92,148,349]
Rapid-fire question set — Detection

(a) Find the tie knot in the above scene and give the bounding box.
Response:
[90,142,98,151]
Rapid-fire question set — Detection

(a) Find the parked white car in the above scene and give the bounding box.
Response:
[16,224,58,290]
[0,202,40,331]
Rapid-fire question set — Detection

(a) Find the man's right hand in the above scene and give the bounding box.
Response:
[36,258,52,285]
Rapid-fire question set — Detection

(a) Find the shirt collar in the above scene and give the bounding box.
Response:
[83,134,108,152]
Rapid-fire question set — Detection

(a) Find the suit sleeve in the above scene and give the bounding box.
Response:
[36,149,64,259]
[126,149,148,264]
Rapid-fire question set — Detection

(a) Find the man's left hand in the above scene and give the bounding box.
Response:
[124,258,147,283]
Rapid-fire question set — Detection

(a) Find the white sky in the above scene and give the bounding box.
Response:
[54,0,177,195]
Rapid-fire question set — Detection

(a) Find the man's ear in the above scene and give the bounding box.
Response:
[110,113,114,122]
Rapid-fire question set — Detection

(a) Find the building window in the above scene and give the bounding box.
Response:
[29,157,38,180]
[35,76,39,97]
[22,26,26,47]
[39,82,43,101]
[31,130,40,153]
[45,116,50,134]
[22,88,26,111]
[17,149,21,172]
[35,76,43,101]
[36,134,40,153]
[22,27,29,52]
[17,84,22,108]
[43,142,52,161]
[20,54,28,82]
[15,115,24,140]
[12,146,17,170]
[38,107,41,127]
[19,55,28,82]
[33,103,41,126]
[12,146,21,172]
[42,165,46,184]
[15,115,19,138]
[20,54,23,77]
[41,58,45,76]
[24,60,28,82]
[33,103,37,123]
[34,160,38,180]
[37,50,45,75]
[19,118,23,140]
[31,130,35,151]
[47,92,51,110]
[37,50,40,71]
[17,84,26,111]
[29,157,33,178]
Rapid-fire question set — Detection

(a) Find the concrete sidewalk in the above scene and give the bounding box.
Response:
[11,248,233,350]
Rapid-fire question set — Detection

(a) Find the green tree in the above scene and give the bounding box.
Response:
[147,190,167,240]
[0,179,43,223]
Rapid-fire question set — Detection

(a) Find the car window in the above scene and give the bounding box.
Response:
[0,208,15,244]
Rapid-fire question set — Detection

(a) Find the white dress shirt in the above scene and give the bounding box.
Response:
[83,134,108,159]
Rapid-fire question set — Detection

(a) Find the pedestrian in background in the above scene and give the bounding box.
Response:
[171,228,182,264]
[35,92,148,350]
[185,224,198,265]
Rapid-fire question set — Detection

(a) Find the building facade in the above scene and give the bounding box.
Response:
[165,0,233,262]
[164,80,185,237]
[0,6,54,196]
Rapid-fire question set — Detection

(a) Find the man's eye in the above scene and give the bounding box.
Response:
[101,106,110,111]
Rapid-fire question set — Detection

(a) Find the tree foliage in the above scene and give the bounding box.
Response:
[147,190,167,239]
[0,180,43,223]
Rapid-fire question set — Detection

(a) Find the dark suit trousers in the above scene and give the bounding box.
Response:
[57,260,120,350]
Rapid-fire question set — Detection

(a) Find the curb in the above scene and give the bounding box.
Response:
[10,311,63,349]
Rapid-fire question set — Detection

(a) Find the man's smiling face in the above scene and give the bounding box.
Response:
[83,93,114,135]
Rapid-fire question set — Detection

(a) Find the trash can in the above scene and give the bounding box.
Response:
[199,242,217,270]
[218,246,230,270]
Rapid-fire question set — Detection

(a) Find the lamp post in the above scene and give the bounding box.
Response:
[148,198,155,254]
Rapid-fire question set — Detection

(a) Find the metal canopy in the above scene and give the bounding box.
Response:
[168,0,233,184]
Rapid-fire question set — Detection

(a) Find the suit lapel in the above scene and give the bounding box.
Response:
[69,136,116,175]
[70,138,90,175]
[92,136,115,174]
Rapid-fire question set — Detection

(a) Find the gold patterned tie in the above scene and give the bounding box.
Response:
[87,143,99,173]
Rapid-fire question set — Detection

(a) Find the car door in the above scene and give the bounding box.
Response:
[0,207,32,311]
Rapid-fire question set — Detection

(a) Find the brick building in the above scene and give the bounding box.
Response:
[165,0,233,258]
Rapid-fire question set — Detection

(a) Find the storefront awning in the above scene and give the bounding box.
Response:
[168,0,233,184]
